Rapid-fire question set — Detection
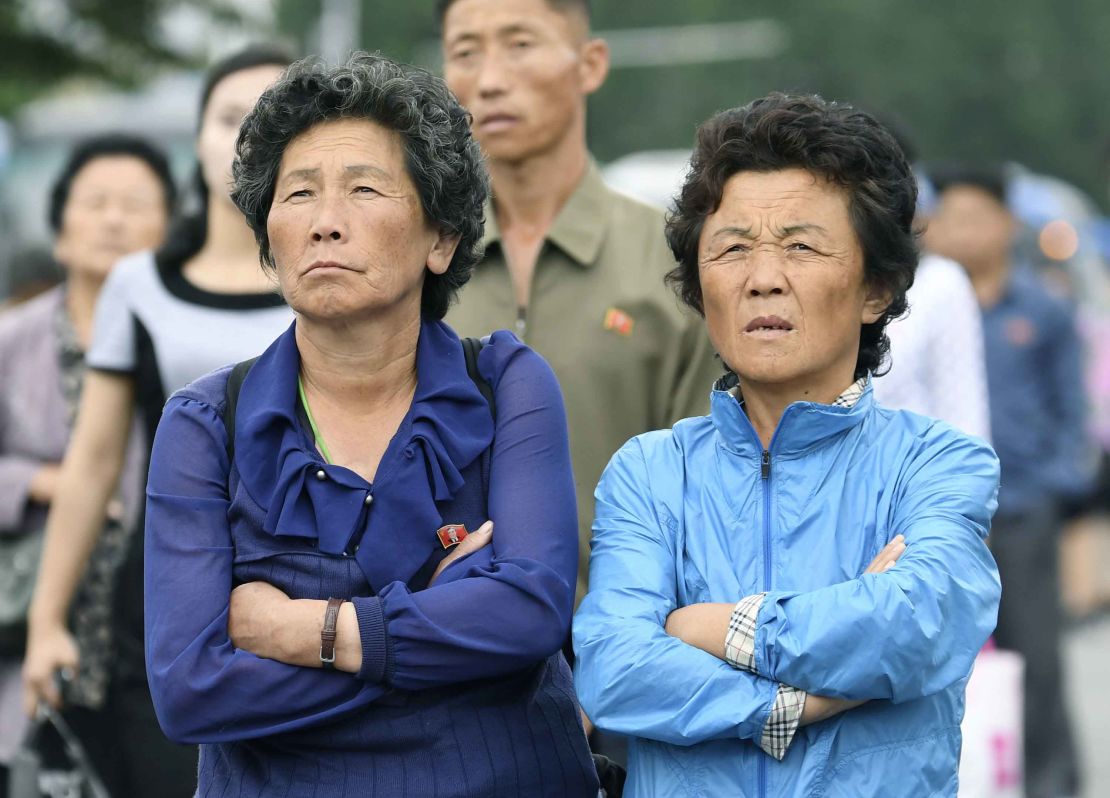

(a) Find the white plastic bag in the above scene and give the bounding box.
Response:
[959,643,1024,798]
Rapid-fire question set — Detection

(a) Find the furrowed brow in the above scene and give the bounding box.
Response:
[779,223,829,237]
[709,225,753,242]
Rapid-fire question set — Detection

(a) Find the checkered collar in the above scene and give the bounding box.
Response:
[829,377,868,409]
[723,375,869,409]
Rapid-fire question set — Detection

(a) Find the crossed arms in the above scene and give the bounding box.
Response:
[572,432,1001,758]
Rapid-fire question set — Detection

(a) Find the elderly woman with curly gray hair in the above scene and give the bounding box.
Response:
[142,53,598,797]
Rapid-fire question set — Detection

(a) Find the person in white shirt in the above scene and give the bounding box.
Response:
[873,251,991,441]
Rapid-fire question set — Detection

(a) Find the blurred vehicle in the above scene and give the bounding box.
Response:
[602,149,690,212]
[0,73,199,299]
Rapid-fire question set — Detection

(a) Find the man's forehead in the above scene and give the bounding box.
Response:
[442,0,587,41]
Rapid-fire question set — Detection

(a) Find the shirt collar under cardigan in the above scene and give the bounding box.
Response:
[710,373,875,459]
[232,319,495,591]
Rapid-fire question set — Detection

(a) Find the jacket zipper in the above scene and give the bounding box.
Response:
[759,448,772,798]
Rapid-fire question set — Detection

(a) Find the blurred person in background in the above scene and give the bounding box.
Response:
[870,132,990,439]
[873,250,990,439]
[926,163,1093,798]
[0,133,173,793]
[21,45,294,797]
[0,247,63,308]
[438,0,722,623]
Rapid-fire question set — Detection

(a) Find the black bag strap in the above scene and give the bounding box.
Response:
[223,356,259,462]
[460,336,495,423]
[460,337,495,498]
[222,340,496,472]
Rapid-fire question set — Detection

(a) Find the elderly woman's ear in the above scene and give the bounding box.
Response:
[862,285,893,324]
[427,229,462,276]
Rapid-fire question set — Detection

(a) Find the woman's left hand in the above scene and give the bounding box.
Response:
[229,581,292,660]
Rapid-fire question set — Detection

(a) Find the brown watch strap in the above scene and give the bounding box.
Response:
[320,597,346,669]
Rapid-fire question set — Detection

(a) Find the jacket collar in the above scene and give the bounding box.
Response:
[480,160,610,269]
[232,319,495,589]
[710,373,875,458]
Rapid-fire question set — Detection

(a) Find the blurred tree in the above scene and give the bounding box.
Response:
[0,0,243,116]
[112,0,1110,209]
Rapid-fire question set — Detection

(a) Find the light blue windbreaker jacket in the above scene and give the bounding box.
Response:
[574,380,1001,798]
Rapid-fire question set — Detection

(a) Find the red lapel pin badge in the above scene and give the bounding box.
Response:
[604,307,635,336]
[436,523,469,549]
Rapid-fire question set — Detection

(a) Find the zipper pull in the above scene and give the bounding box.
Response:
[761,450,771,480]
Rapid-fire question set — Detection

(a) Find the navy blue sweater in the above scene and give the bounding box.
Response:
[144,322,597,797]
[981,268,1091,513]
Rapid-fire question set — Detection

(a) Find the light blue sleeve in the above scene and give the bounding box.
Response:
[753,430,1002,703]
[573,438,779,747]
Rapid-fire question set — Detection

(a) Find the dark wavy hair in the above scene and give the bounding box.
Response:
[665,92,919,380]
[231,52,488,320]
[49,133,176,233]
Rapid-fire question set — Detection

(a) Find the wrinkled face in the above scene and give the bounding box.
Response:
[196,64,285,205]
[53,156,169,279]
[698,168,888,397]
[442,0,605,165]
[266,118,459,324]
[924,185,1015,276]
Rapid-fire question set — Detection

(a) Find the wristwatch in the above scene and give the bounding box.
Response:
[320,597,346,669]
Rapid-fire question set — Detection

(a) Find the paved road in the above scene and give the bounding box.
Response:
[1065,615,1110,798]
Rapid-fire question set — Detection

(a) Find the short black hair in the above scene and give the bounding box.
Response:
[232,52,488,320]
[48,133,176,233]
[927,161,1009,207]
[665,92,919,380]
[435,0,589,29]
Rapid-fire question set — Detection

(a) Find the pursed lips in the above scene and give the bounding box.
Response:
[304,260,356,276]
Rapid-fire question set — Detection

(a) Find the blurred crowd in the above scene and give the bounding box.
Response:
[0,1,1108,797]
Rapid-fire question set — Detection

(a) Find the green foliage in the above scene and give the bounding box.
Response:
[0,0,228,117]
[4,0,1107,207]
[585,0,1110,206]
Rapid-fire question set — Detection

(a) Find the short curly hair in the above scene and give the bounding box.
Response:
[232,52,489,320]
[665,92,918,380]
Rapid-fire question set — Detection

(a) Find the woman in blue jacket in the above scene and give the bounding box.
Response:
[573,93,1001,797]
[143,54,596,797]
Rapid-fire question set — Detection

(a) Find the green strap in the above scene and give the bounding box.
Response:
[298,375,333,464]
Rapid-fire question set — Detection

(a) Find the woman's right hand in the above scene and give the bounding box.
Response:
[22,620,79,714]
[429,521,493,586]
[864,535,906,575]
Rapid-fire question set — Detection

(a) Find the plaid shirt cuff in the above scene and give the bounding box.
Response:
[759,684,807,760]
[724,593,766,673]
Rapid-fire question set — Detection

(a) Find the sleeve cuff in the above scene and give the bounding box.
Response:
[724,592,766,673]
[758,684,807,761]
[352,596,394,684]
